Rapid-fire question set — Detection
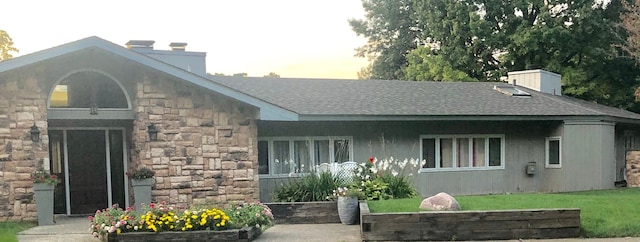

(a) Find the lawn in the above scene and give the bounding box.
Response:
[367,188,640,238]
[0,221,37,242]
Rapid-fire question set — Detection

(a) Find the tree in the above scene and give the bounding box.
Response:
[353,0,640,110]
[619,0,640,101]
[0,30,18,61]
[232,73,248,77]
[349,0,421,80]
[263,72,280,78]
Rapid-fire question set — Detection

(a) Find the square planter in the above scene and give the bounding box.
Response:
[33,183,55,226]
[131,178,153,209]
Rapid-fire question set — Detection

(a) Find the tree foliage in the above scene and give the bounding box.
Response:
[263,72,280,78]
[352,0,640,111]
[0,30,18,61]
[349,0,420,80]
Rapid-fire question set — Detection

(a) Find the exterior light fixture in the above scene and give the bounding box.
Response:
[30,124,41,143]
[147,124,159,141]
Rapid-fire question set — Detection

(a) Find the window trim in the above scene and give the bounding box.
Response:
[258,136,354,178]
[545,136,562,169]
[419,134,505,172]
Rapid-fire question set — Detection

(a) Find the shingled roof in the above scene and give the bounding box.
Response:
[209,76,640,122]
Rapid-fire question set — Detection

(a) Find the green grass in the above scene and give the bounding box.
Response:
[367,188,640,238]
[0,221,37,242]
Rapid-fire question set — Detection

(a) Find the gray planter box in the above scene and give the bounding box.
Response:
[33,183,55,226]
[107,226,261,242]
[265,201,340,224]
[131,178,153,209]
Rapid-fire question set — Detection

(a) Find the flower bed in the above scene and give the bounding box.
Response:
[90,202,273,241]
[359,201,581,241]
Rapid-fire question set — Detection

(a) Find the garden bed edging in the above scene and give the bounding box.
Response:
[359,201,581,241]
[107,226,261,242]
[265,201,340,224]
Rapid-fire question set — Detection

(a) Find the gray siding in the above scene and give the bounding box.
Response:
[258,120,621,201]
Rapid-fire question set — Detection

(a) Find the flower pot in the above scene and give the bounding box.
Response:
[337,196,359,225]
[33,183,55,226]
[131,178,154,210]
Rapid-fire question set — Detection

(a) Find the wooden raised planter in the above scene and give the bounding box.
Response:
[360,202,580,241]
[265,201,340,224]
[107,226,261,242]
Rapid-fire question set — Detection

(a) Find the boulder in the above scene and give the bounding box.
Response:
[419,192,461,211]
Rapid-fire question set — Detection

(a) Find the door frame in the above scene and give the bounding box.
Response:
[49,127,129,215]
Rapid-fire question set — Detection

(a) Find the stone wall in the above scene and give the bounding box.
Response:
[0,75,49,221]
[132,75,259,208]
[626,150,640,187]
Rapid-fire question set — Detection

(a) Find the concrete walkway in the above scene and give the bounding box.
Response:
[17,217,640,242]
[18,216,100,242]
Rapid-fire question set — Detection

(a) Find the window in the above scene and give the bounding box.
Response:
[50,71,128,109]
[258,137,353,176]
[545,137,561,168]
[420,135,504,171]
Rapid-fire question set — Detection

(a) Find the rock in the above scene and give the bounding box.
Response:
[419,192,461,211]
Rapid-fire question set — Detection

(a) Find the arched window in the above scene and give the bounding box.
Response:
[50,71,128,109]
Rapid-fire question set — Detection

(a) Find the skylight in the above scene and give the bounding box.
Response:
[493,85,531,97]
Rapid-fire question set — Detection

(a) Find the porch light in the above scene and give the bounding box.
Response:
[147,124,159,141]
[30,124,40,143]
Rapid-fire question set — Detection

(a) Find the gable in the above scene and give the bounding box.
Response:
[0,36,297,121]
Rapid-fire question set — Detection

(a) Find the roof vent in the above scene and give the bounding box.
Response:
[169,42,187,51]
[125,40,155,50]
[494,85,531,97]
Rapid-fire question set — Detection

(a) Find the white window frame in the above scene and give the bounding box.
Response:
[545,136,562,168]
[419,134,505,172]
[258,136,354,178]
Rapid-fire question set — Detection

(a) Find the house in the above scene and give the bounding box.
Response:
[1,36,640,220]
[210,72,640,201]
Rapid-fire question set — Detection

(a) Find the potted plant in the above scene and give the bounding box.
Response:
[31,168,59,225]
[127,166,155,210]
[331,187,364,225]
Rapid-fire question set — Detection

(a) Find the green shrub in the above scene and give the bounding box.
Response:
[378,173,417,199]
[273,171,347,202]
[226,202,274,230]
[360,179,392,200]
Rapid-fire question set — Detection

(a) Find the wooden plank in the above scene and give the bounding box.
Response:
[417,209,580,222]
[362,208,581,241]
[265,202,340,224]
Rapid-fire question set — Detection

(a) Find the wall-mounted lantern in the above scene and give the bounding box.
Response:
[147,124,159,141]
[30,124,41,143]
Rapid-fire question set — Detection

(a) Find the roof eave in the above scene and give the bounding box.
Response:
[294,114,640,122]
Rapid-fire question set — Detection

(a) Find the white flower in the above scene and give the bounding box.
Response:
[134,226,138,230]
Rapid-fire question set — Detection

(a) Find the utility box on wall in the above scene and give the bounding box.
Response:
[526,161,537,175]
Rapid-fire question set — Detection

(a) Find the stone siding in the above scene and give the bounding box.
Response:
[0,75,49,221]
[626,150,640,187]
[132,76,259,208]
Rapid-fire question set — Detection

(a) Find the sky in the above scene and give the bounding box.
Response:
[2,0,369,79]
